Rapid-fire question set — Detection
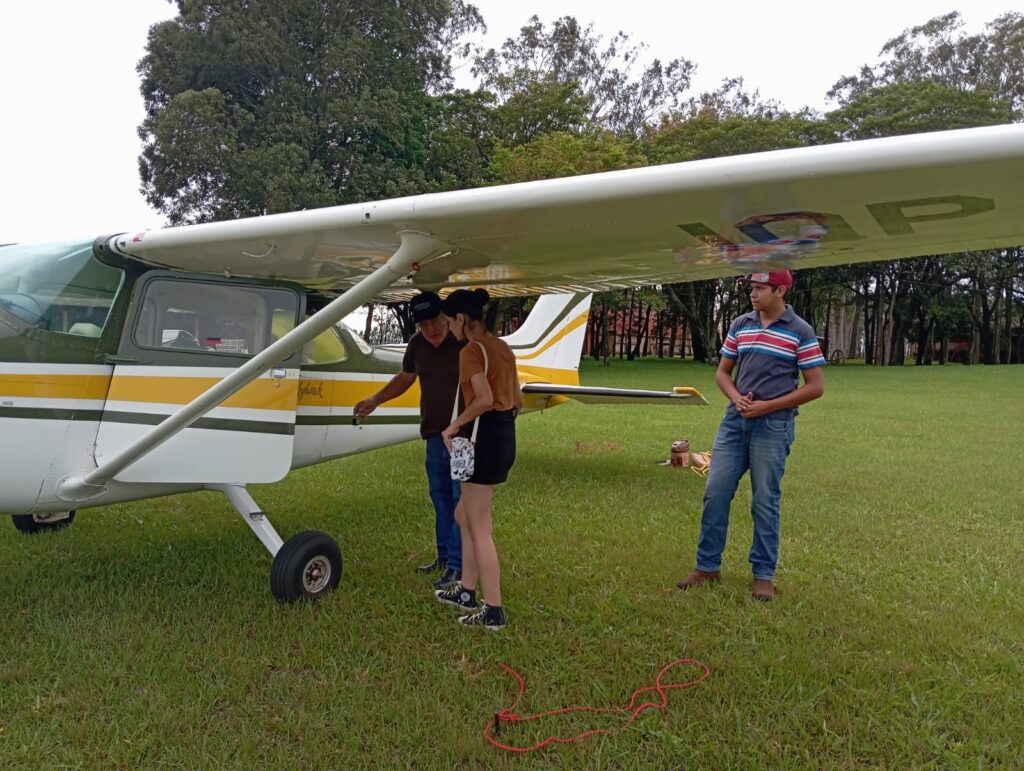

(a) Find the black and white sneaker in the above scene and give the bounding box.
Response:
[432,567,461,590]
[458,604,506,631]
[435,583,477,611]
[416,557,445,574]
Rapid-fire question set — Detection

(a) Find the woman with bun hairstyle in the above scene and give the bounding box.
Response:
[434,288,522,630]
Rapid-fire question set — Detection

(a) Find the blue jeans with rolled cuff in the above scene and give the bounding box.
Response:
[425,434,462,571]
[695,411,795,580]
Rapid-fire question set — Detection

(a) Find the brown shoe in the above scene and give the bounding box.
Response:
[752,579,776,601]
[676,569,721,590]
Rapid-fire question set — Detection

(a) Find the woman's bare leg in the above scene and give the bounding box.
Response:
[460,482,500,606]
[453,497,477,589]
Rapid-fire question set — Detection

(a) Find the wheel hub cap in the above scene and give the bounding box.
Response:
[302,556,331,594]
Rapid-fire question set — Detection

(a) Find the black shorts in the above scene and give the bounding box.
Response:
[469,409,517,485]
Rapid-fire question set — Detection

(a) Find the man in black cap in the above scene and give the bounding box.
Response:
[355,292,464,588]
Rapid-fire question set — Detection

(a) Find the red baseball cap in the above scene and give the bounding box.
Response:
[739,270,793,288]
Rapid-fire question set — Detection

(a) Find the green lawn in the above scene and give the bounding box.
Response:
[2,359,1022,767]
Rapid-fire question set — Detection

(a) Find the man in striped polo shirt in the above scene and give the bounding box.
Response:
[677,270,825,601]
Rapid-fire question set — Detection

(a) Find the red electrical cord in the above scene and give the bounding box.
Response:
[483,658,711,753]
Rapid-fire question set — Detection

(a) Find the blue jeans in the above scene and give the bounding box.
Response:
[696,412,795,580]
[425,435,462,571]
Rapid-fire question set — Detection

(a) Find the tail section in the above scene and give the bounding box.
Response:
[506,293,710,411]
[503,293,591,387]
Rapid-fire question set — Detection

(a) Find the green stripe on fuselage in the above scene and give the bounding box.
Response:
[0,407,294,435]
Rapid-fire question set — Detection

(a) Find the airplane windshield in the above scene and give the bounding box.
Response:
[0,241,123,336]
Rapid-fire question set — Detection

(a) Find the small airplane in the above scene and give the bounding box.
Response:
[2,123,1022,601]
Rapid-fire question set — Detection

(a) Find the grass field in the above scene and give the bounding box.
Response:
[2,359,1022,768]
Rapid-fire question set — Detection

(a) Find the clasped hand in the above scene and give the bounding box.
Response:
[735,392,770,418]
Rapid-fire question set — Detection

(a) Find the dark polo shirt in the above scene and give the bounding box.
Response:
[720,305,825,420]
[403,332,465,438]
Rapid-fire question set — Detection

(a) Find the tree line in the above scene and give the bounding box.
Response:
[139,5,1024,365]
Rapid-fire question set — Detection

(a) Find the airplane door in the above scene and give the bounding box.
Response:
[94,276,303,484]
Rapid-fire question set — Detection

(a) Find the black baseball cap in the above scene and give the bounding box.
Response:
[410,291,443,323]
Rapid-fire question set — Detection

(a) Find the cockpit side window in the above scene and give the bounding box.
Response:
[0,241,123,336]
[133,279,299,357]
[301,326,348,365]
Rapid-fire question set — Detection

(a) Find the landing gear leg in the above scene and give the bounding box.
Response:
[213,484,342,603]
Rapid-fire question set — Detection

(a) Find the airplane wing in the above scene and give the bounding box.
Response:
[60,125,1024,498]
[521,383,708,406]
[108,124,1024,299]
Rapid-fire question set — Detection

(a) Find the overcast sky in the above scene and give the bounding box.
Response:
[0,0,1015,244]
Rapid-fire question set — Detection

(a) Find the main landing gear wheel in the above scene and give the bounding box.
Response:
[12,511,76,534]
[270,530,343,603]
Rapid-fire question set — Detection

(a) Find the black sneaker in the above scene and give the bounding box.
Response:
[458,604,507,631]
[435,583,477,611]
[432,568,461,589]
[416,557,445,574]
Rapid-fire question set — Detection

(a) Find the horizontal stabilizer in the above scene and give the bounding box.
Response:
[521,383,708,406]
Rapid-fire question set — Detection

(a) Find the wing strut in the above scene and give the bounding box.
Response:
[57,231,448,502]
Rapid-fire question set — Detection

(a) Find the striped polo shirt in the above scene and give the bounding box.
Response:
[720,305,825,420]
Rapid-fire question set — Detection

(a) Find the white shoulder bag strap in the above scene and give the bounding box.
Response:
[451,340,489,443]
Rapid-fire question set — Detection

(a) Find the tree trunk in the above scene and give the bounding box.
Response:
[630,303,653,360]
[886,273,903,366]
[969,293,980,365]
[874,272,887,366]
[586,304,600,358]
[363,303,375,341]
[847,290,861,359]
[598,309,606,364]
[621,290,635,360]
[863,279,875,365]
[823,290,833,361]
[1003,281,1013,364]
[914,310,929,366]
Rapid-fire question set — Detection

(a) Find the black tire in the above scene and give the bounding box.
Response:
[829,350,847,365]
[12,511,76,534]
[270,530,342,603]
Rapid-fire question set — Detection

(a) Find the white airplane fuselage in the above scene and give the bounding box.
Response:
[0,361,427,514]
[0,240,590,516]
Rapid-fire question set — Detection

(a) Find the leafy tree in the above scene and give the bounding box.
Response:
[422,88,497,191]
[823,12,1023,364]
[829,11,1024,117]
[826,81,1014,139]
[472,15,694,140]
[139,0,482,225]
[490,130,645,183]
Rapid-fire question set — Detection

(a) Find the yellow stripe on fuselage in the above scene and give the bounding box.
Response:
[0,374,111,400]
[107,377,298,411]
[2,364,580,412]
[296,379,420,409]
[297,364,580,410]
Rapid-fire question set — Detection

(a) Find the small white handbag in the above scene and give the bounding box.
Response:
[449,341,488,482]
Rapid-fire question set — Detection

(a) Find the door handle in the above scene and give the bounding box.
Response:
[270,367,288,387]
